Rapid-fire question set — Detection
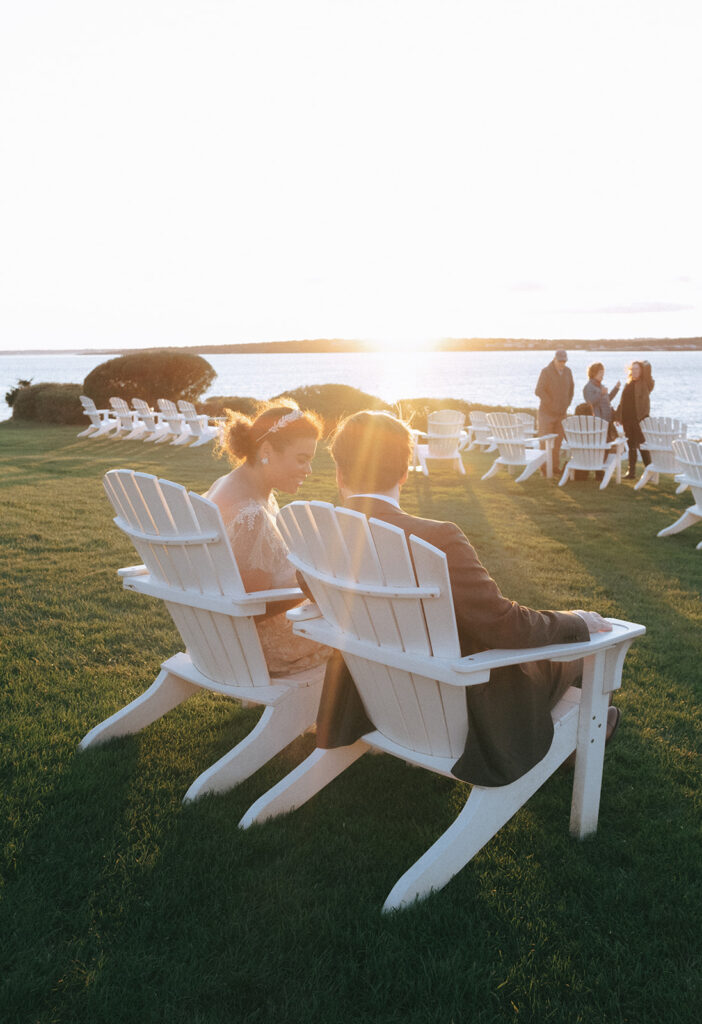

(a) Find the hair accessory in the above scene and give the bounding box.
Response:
[257,409,303,442]
[260,456,269,464]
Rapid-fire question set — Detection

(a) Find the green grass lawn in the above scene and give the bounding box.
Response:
[1,421,700,1024]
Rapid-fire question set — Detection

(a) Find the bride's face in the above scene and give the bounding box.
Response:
[266,437,317,493]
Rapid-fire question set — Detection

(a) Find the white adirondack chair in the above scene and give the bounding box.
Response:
[108,397,147,440]
[481,412,556,482]
[131,398,170,442]
[635,417,688,492]
[177,400,222,447]
[414,411,468,476]
[156,398,192,445]
[78,470,325,800]
[657,440,702,549]
[515,413,536,438]
[78,396,119,438]
[467,411,495,452]
[239,500,645,912]
[559,416,625,490]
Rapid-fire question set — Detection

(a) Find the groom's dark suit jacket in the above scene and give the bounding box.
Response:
[313,495,588,787]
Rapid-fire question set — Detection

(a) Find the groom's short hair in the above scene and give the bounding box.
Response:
[330,411,414,492]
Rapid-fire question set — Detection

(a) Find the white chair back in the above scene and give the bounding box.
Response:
[278,501,467,757]
[103,469,270,688]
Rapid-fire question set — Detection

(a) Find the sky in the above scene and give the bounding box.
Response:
[1,0,701,352]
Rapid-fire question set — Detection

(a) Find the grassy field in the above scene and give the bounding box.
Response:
[1,421,700,1024]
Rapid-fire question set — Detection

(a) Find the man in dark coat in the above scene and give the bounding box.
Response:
[313,410,614,787]
[535,348,574,476]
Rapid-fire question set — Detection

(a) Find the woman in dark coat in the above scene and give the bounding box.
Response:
[615,360,654,479]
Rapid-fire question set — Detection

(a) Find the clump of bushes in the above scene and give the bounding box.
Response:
[5,378,33,408]
[198,395,261,419]
[83,349,216,408]
[11,383,84,424]
[275,384,391,433]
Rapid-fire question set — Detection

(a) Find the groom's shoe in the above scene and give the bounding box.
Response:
[560,706,621,772]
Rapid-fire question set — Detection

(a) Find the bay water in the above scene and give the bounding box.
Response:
[1,348,700,437]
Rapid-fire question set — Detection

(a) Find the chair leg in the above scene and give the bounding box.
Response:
[657,507,702,537]
[481,458,501,481]
[382,720,576,912]
[183,682,322,802]
[515,453,546,483]
[599,455,617,489]
[558,463,571,487]
[78,669,199,749]
[634,466,654,491]
[238,741,369,828]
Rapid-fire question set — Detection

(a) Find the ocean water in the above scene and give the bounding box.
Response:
[1,348,700,436]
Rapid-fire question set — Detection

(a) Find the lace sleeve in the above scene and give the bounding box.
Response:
[225,501,295,585]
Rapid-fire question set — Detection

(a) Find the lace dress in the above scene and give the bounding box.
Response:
[221,494,331,677]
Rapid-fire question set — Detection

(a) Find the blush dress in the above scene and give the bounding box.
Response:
[220,493,331,677]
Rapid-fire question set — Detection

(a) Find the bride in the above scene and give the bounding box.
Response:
[205,402,331,676]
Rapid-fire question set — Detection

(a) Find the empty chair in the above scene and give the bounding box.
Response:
[108,397,147,440]
[467,410,495,452]
[559,416,625,490]
[79,470,325,799]
[156,398,192,445]
[657,439,702,550]
[77,396,119,438]
[239,501,645,911]
[131,398,170,442]
[635,417,688,492]
[481,412,556,483]
[177,400,222,447]
[414,410,468,476]
[515,413,536,438]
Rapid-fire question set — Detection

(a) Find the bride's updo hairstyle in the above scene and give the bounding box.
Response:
[220,401,323,466]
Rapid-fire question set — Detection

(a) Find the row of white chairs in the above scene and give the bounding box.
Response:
[78,396,223,448]
[414,410,692,493]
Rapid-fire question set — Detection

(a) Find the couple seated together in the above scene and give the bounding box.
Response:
[207,402,619,787]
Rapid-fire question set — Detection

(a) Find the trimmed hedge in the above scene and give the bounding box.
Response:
[83,350,216,408]
[11,383,84,425]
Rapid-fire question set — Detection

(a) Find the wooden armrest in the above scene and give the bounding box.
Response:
[118,564,148,577]
[286,601,322,621]
[451,618,645,673]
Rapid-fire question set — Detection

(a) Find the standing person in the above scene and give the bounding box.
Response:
[583,362,621,436]
[615,360,654,480]
[313,410,619,788]
[535,349,574,476]
[206,403,331,675]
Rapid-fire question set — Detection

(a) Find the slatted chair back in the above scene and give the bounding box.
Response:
[468,410,494,450]
[486,412,529,460]
[108,396,136,428]
[177,400,220,446]
[515,413,536,438]
[278,501,468,758]
[673,439,702,487]
[425,410,465,458]
[640,417,687,472]
[157,398,190,441]
[103,469,270,688]
[562,415,609,468]
[78,396,117,436]
[481,413,551,483]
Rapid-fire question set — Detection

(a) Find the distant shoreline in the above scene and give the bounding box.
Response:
[4,336,702,356]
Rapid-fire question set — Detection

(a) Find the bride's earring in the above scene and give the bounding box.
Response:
[261,457,269,464]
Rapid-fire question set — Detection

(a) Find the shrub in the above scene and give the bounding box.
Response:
[83,349,216,408]
[11,383,85,424]
[198,395,261,419]
[5,378,33,408]
[275,384,391,433]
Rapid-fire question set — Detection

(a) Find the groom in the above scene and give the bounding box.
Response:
[313,410,615,787]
